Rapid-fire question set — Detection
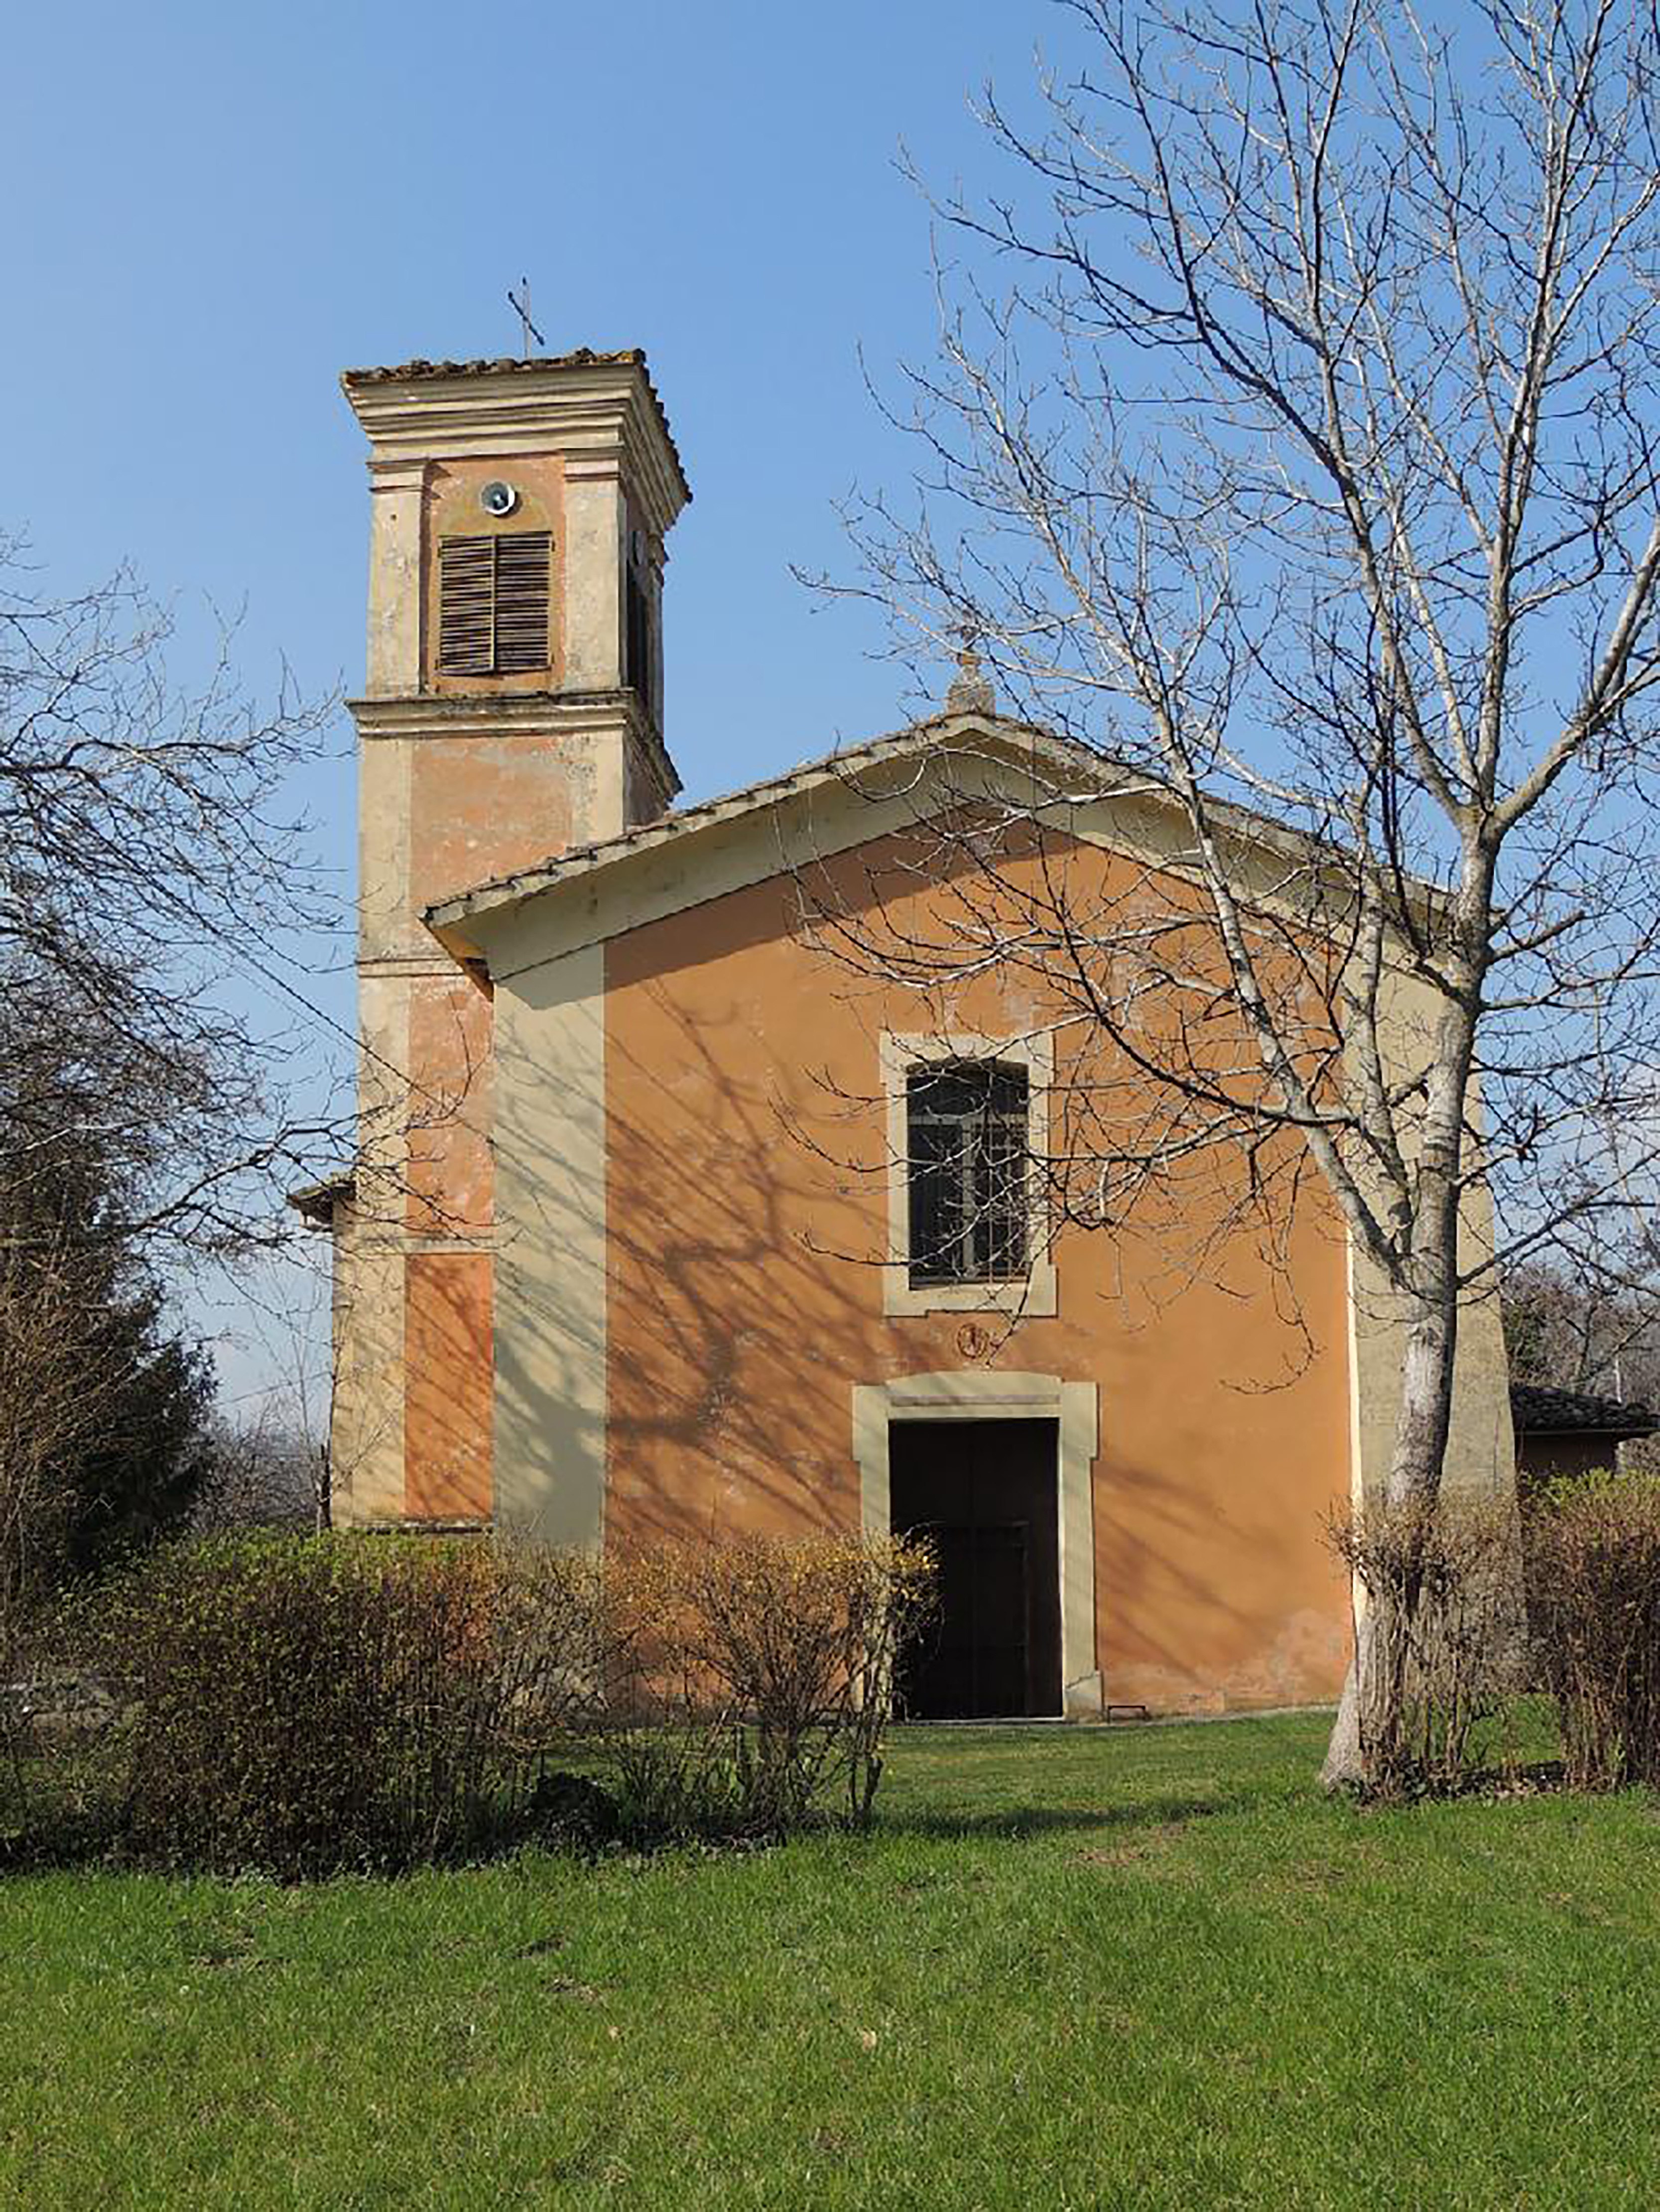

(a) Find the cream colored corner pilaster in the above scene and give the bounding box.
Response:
[562,463,624,694]
[851,1371,1101,1716]
[364,460,425,697]
[490,939,608,1545]
[328,1202,407,1526]
[1347,1212,1514,1506]
[356,715,418,962]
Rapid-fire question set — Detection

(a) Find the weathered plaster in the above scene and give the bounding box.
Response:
[364,460,425,697]
[562,469,625,695]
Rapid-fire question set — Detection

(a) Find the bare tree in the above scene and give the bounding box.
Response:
[0,544,347,1256]
[192,1410,326,1535]
[1504,1251,1660,1403]
[834,0,1660,1783]
[0,544,353,1637]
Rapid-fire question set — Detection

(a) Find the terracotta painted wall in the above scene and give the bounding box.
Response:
[405,1251,494,1519]
[600,830,1354,1714]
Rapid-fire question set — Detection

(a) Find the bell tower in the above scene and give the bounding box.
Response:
[343,347,690,895]
[330,349,690,1527]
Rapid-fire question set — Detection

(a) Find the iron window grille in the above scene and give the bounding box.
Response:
[906,1060,1030,1287]
[437,531,551,675]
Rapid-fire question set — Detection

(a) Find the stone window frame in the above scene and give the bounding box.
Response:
[880,1028,1057,1318]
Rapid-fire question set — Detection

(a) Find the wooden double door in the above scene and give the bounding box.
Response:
[890,1418,1062,1719]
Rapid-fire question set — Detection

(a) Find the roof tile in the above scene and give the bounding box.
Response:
[1510,1382,1658,1436]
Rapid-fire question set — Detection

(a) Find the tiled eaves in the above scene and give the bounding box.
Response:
[340,349,690,507]
[286,1172,355,1226]
[420,710,1385,944]
[421,711,1015,934]
[1510,1382,1660,1437]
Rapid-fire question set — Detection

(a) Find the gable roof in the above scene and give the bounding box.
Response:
[422,710,1339,959]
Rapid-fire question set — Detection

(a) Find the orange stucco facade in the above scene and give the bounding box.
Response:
[376,815,1354,1713]
[593,836,1353,1714]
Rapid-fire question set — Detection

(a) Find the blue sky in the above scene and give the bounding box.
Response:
[3,2,1065,1411]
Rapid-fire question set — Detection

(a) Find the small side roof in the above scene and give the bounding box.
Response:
[1510,1382,1660,1439]
[287,1172,355,1228]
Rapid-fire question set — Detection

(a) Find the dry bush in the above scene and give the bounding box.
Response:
[1326,1495,1521,1796]
[61,1532,613,1877]
[604,1533,936,1836]
[1525,1470,1660,1791]
[17,1530,935,1870]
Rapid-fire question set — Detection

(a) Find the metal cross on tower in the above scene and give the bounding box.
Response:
[507,277,545,359]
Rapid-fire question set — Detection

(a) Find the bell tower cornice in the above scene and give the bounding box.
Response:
[341,350,690,543]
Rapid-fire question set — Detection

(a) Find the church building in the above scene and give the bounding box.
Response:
[296,348,1515,1719]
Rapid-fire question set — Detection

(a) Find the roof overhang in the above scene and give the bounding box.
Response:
[422,710,1426,978]
[340,350,689,543]
[1510,1382,1660,1440]
[287,1172,355,1229]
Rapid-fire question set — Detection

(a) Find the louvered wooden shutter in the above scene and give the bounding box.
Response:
[438,532,550,675]
[494,531,551,671]
[438,536,495,673]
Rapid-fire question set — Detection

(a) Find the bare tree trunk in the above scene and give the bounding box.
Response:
[1325,1215,1463,1787]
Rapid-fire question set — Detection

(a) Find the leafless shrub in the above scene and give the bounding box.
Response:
[604,1534,937,1835]
[15,1531,935,1870]
[1525,1471,1660,1791]
[1326,1496,1520,1796]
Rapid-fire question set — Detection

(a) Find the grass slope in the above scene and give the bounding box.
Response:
[3,1715,1659,2210]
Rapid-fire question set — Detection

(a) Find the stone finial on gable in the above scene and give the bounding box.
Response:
[945,641,997,717]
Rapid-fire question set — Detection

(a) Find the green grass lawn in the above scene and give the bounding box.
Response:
[3,1713,1659,2210]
